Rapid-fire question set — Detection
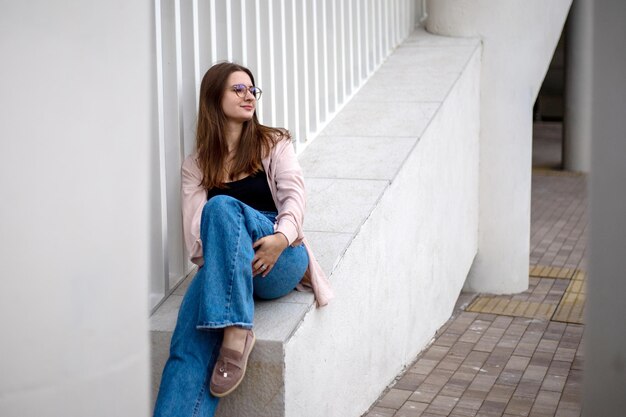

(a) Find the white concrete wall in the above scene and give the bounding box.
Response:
[564,0,592,173]
[426,0,572,294]
[283,44,481,417]
[0,2,153,416]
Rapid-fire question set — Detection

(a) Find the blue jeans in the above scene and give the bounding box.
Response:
[153,195,309,417]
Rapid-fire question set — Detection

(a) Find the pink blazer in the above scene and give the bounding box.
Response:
[181,139,334,307]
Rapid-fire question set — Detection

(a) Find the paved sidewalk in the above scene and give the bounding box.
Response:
[362,140,586,416]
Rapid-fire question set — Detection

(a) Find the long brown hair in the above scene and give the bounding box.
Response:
[196,62,288,189]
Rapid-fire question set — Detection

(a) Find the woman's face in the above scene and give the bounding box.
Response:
[221,71,256,124]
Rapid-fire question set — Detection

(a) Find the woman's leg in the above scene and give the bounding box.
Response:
[154,196,308,414]
[153,271,222,417]
[154,195,269,416]
[196,195,278,329]
[253,242,309,300]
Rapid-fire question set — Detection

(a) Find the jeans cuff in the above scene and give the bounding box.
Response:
[196,321,253,331]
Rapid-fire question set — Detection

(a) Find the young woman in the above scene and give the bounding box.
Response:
[153,62,333,416]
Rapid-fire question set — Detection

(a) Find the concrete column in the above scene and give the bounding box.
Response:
[563,0,593,172]
[0,2,153,416]
[426,0,572,293]
[584,2,626,415]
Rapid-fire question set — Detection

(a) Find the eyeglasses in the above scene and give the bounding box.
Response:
[231,84,262,100]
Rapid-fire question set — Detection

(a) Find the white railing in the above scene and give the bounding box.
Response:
[151,0,423,310]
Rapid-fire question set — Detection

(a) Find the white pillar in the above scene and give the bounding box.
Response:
[0,2,153,416]
[426,0,572,293]
[563,0,593,173]
[584,2,626,415]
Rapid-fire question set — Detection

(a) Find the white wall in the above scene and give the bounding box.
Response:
[0,2,152,416]
[426,0,572,293]
[564,0,592,173]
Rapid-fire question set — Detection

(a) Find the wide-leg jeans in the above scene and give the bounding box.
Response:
[153,195,309,417]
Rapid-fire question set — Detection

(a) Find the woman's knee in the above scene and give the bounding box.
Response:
[203,195,241,217]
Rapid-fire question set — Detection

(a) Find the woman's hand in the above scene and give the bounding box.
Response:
[252,233,289,277]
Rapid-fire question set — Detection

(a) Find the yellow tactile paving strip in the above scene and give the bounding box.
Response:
[552,270,586,324]
[467,296,557,321]
[532,168,585,177]
[467,268,586,324]
[529,264,576,279]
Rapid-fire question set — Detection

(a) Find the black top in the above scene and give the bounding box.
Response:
[206,170,277,212]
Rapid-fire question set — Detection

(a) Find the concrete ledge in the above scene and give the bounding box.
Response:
[150,28,482,417]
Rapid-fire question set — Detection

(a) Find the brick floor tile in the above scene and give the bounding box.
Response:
[544,322,567,339]
[434,332,460,347]
[505,323,528,337]
[474,412,502,417]
[424,394,461,415]
[529,350,553,367]
[513,341,539,357]
[459,320,490,344]
[486,384,515,403]
[409,383,441,404]
[468,374,498,393]
[504,395,535,416]
[492,315,514,329]
[565,323,584,338]
[541,372,567,392]
[497,334,523,349]
[521,364,549,382]
[504,355,531,371]
[477,399,508,416]
[535,338,559,354]
[459,331,483,344]
[515,380,542,399]
[439,379,471,398]
[462,351,491,369]
[366,406,397,417]
[571,357,583,371]
[479,362,504,378]
[497,369,524,386]
[451,370,481,383]
[410,358,439,375]
[449,407,479,417]
[547,360,571,376]
[424,369,454,388]
[395,372,427,391]
[554,402,581,417]
[377,389,413,409]
[436,355,465,372]
[483,349,513,377]
[393,401,428,417]
[553,347,576,362]
[476,313,497,321]
[448,316,476,333]
[529,390,560,416]
[458,389,488,409]
[422,345,450,361]
[474,337,501,353]
[449,341,475,357]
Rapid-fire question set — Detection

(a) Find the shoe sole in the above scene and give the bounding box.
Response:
[210,331,256,398]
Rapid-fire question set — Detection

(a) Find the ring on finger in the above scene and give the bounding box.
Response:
[260,264,267,271]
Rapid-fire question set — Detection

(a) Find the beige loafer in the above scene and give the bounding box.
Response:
[210,330,256,397]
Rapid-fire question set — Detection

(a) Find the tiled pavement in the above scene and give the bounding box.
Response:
[362,136,586,417]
